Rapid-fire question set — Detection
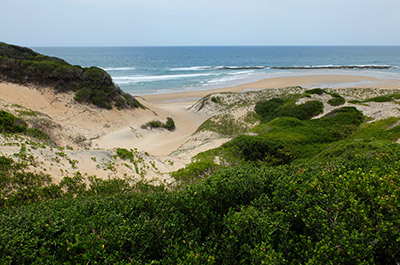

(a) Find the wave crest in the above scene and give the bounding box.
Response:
[102,67,136,71]
[271,65,393,70]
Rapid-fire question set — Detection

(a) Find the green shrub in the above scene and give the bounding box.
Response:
[147,121,162,129]
[26,128,50,140]
[364,93,400,103]
[254,98,284,121]
[211,96,222,104]
[74,88,91,102]
[328,97,345,106]
[0,156,13,171]
[16,110,38,117]
[224,135,292,165]
[171,160,218,184]
[59,174,86,196]
[321,106,364,126]
[163,117,176,131]
[116,148,134,161]
[90,89,113,109]
[255,98,323,122]
[0,110,50,140]
[141,118,176,131]
[0,110,27,133]
[327,93,346,106]
[274,100,324,120]
[306,88,326,95]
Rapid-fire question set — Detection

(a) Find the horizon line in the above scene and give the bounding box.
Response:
[30,44,400,48]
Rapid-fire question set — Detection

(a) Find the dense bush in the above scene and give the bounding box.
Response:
[254,98,284,121]
[205,107,365,167]
[0,42,141,109]
[171,160,218,184]
[278,100,323,120]
[328,93,346,106]
[364,93,400,103]
[1,151,400,263]
[223,135,293,164]
[255,98,323,122]
[0,110,27,133]
[0,110,50,140]
[306,88,326,95]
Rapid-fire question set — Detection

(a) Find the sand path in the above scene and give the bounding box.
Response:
[93,100,208,156]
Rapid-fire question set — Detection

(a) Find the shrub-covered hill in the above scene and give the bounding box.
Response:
[2,90,400,264]
[0,42,141,109]
[1,146,400,264]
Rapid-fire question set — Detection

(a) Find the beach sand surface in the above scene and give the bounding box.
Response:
[143,74,400,103]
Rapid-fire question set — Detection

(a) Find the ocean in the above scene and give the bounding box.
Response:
[33,46,400,95]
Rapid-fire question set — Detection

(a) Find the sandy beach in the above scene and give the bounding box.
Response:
[1,73,400,182]
[141,74,400,103]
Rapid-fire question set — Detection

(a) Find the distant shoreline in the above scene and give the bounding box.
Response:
[141,73,400,104]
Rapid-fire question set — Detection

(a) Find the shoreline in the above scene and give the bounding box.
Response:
[141,74,400,104]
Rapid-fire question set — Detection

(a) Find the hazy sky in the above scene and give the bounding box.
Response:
[2,0,400,46]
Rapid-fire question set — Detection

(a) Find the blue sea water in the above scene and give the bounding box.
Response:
[33,46,400,95]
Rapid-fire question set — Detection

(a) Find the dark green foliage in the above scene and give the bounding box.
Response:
[171,160,219,184]
[116,148,134,161]
[254,98,284,121]
[0,110,50,140]
[0,110,27,133]
[59,174,87,197]
[348,99,366,105]
[212,107,365,165]
[328,93,346,106]
[1,151,400,263]
[322,106,364,125]
[0,42,141,109]
[255,98,323,122]
[306,88,326,95]
[364,93,400,103]
[211,96,222,104]
[74,88,91,102]
[26,128,50,140]
[164,117,176,131]
[0,155,55,206]
[276,100,324,120]
[224,135,292,165]
[141,117,176,131]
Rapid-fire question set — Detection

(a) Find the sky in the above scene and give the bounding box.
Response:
[1,0,400,46]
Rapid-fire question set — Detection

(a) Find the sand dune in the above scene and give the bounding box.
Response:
[1,73,400,183]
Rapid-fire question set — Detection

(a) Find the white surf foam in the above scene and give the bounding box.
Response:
[170,66,214,71]
[113,72,219,84]
[102,67,136,71]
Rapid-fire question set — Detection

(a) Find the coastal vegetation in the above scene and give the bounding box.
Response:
[1,88,400,264]
[327,93,346,106]
[0,110,50,140]
[141,117,176,131]
[0,42,141,109]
